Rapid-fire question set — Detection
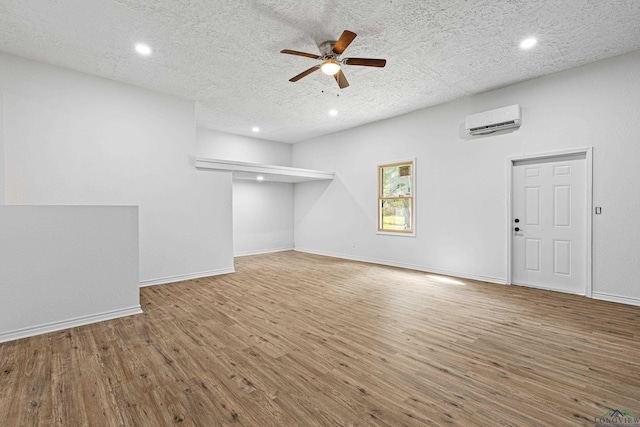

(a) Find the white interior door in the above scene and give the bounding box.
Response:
[512,154,587,294]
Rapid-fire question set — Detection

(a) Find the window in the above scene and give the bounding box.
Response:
[378,160,414,234]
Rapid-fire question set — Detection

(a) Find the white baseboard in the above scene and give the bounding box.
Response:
[140,267,236,287]
[0,305,143,343]
[293,248,506,285]
[592,292,640,307]
[234,247,294,257]
[513,283,585,296]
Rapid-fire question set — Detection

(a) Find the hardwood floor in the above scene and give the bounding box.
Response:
[1,251,639,426]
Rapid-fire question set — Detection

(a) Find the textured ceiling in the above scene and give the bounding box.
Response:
[1,1,640,143]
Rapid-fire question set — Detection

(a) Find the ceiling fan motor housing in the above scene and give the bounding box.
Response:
[319,40,338,58]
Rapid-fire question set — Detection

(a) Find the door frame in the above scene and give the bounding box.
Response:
[505,147,593,296]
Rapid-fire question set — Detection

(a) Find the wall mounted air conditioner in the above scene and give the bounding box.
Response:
[465,104,521,135]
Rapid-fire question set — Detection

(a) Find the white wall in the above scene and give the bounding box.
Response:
[0,206,140,342]
[0,53,234,285]
[197,127,291,165]
[232,181,294,256]
[197,127,294,256]
[293,50,640,305]
[0,92,4,204]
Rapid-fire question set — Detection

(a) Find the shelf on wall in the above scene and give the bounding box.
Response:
[195,158,334,183]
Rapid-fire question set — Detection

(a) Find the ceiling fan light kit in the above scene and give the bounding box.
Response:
[281,30,387,89]
[320,61,341,76]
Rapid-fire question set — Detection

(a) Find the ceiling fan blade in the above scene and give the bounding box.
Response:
[289,66,320,82]
[332,30,357,55]
[343,58,387,67]
[334,69,349,89]
[281,49,321,59]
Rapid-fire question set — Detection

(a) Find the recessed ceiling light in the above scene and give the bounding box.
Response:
[329,109,338,117]
[252,126,260,133]
[135,43,152,56]
[256,176,264,181]
[519,37,537,50]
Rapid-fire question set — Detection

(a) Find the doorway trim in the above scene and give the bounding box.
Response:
[505,147,593,297]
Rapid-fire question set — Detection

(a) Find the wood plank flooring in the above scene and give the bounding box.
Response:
[1,251,639,426]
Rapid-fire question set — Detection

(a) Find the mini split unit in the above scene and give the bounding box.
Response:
[465,104,522,135]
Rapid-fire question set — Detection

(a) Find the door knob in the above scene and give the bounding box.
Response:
[514,218,520,223]
[515,227,520,232]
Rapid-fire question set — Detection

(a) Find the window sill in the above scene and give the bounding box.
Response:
[376,230,416,237]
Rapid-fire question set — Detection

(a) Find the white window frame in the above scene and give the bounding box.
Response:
[377,159,416,236]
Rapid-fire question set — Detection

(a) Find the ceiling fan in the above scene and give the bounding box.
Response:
[281,30,387,89]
